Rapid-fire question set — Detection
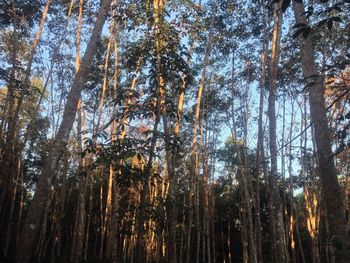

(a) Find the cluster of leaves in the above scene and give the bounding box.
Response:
[0,0,42,29]
[272,0,347,41]
[335,111,350,154]
[276,0,350,14]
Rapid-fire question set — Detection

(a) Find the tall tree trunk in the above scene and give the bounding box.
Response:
[134,1,165,262]
[134,85,162,263]
[203,152,211,263]
[185,186,193,263]
[105,25,120,262]
[189,5,215,262]
[194,165,200,263]
[292,1,350,262]
[255,21,268,263]
[268,2,288,262]
[96,33,113,132]
[70,1,87,260]
[288,101,297,263]
[230,54,257,263]
[16,1,112,261]
[153,0,179,262]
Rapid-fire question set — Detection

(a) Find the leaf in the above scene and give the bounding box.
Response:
[325,78,335,84]
[301,10,312,18]
[335,143,345,155]
[317,18,328,27]
[282,0,291,13]
[305,6,314,18]
[320,0,330,3]
[345,112,350,119]
[304,74,318,80]
[302,27,311,38]
[331,16,341,22]
[327,19,333,30]
[333,6,342,12]
[341,129,347,139]
[292,26,311,39]
[293,22,307,28]
[292,28,304,38]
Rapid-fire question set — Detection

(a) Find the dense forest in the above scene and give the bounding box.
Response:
[0,0,350,262]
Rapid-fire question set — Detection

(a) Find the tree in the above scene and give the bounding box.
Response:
[16,0,112,261]
[0,0,349,262]
[292,0,350,262]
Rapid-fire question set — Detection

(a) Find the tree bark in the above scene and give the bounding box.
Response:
[16,1,112,261]
[70,2,87,260]
[268,2,288,262]
[255,21,268,263]
[292,1,350,262]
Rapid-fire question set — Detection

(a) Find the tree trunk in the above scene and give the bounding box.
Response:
[16,1,112,261]
[203,153,211,263]
[292,1,350,262]
[70,1,87,260]
[255,21,268,263]
[268,2,288,262]
[288,101,297,263]
[134,92,162,263]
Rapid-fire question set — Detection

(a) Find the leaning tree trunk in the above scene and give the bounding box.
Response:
[16,1,112,262]
[292,1,350,262]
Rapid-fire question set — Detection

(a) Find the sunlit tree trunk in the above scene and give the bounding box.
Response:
[268,2,288,262]
[292,1,350,262]
[105,25,120,262]
[288,100,297,263]
[16,1,112,261]
[70,1,87,260]
[152,0,179,262]
[97,29,115,261]
[188,4,215,262]
[134,66,162,263]
[96,34,112,132]
[134,1,165,262]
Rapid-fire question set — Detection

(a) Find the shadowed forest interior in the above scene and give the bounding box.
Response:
[1,0,350,262]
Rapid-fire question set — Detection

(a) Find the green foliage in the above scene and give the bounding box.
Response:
[0,0,42,29]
